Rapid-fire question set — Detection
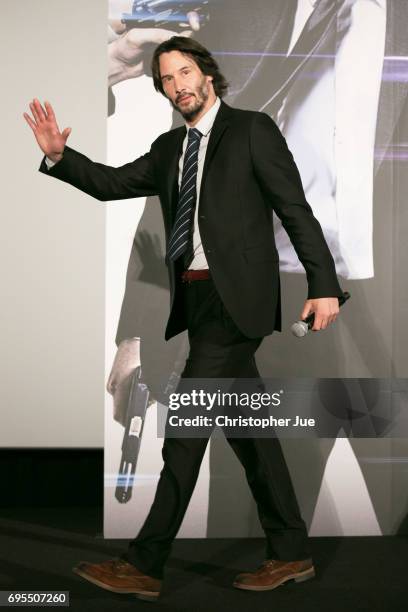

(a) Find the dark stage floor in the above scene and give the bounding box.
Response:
[1,507,407,612]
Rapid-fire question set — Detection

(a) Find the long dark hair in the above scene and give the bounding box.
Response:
[151,36,229,98]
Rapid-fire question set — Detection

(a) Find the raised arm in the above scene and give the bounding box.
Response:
[24,99,158,201]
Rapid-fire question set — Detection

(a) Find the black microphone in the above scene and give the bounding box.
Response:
[291,291,350,338]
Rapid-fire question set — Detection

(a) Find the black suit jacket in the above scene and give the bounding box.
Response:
[39,100,343,340]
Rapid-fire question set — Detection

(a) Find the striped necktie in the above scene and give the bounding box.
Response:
[167,127,203,266]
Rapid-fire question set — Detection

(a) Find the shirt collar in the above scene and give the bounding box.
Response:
[185,96,221,138]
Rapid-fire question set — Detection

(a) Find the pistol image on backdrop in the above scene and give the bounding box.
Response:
[122,0,210,31]
[115,365,150,504]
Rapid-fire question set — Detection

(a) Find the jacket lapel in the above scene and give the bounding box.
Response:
[200,101,233,190]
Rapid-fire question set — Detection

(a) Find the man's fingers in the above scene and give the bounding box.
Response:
[178,30,193,38]
[312,314,337,330]
[33,98,47,122]
[307,297,340,331]
[327,310,338,325]
[187,10,201,31]
[61,127,72,142]
[106,376,116,395]
[109,19,126,35]
[311,317,321,331]
[44,101,56,122]
[313,313,328,330]
[23,112,37,132]
[29,102,41,125]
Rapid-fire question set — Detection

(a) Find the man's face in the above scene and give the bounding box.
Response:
[159,50,215,123]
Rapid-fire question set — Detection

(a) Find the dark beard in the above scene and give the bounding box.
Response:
[171,83,209,122]
[178,98,205,122]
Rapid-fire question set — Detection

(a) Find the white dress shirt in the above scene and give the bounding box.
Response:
[178,96,221,270]
[274,0,386,279]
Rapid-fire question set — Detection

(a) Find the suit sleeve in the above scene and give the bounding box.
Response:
[39,144,157,201]
[250,112,344,299]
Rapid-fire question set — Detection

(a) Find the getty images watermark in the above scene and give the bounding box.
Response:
[155,378,404,439]
[167,388,314,430]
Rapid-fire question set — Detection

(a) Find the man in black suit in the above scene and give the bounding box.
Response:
[24,36,343,600]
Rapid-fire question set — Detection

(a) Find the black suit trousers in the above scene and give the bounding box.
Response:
[123,274,311,579]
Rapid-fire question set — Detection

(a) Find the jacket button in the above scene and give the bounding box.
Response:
[199,214,206,220]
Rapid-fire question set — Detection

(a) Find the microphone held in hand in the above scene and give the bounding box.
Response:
[291,291,350,338]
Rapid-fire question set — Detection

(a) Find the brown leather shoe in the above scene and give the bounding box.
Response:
[233,558,315,591]
[72,558,161,602]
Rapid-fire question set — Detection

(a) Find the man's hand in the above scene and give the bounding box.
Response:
[107,338,141,426]
[23,99,71,162]
[109,2,201,36]
[300,297,339,331]
[108,15,200,87]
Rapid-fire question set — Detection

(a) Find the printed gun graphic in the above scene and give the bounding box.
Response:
[115,366,150,503]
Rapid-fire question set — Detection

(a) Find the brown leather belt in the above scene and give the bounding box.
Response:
[181,269,211,282]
